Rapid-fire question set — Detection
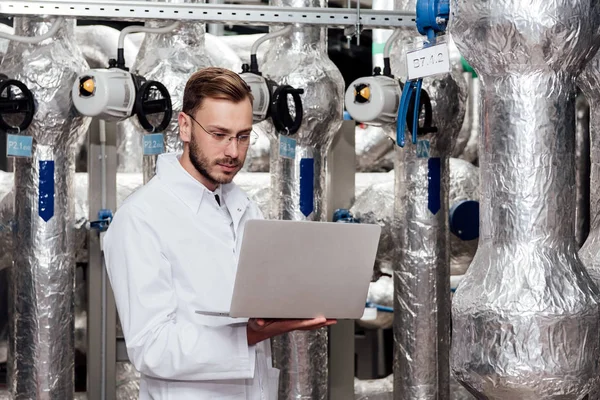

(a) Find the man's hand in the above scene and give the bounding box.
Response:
[247,317,337,346]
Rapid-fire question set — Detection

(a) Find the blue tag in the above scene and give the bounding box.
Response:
[6,134,33,157]
[416,139,430,158]
[39,161,55,222]
[299,158,315,217]
[428,157,441,215]
[279,135,296,159]
[143,133,164,156]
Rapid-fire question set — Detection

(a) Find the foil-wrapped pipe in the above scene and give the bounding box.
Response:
[75,25,139,69]
[450,0,600,397]
[123,0,213,179]
[356,125,395,172]
[579,54,600,285]
[355,375,393,400]
[389,10,467,399]
[1,16,91,399]
[260,0,344,397]
[575,92,591,249]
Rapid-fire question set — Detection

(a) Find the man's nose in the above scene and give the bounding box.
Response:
[224,138,239,158]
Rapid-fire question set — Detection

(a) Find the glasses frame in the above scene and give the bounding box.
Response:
[185,112,258,147]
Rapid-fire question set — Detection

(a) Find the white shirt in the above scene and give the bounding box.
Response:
[103,152,279,400]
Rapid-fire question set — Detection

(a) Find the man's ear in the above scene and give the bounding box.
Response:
[178,112,191,143]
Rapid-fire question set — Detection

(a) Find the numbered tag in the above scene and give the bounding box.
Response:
[416,139,431,158]
[406,42,451,80]
[6,134,33,158]
[279,135,296,160]
[143,133,164,156]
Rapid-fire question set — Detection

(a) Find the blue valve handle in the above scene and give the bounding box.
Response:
[396,79,423,147]
[90,208,113,232]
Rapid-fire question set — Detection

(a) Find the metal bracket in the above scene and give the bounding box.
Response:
[0,0,416,29]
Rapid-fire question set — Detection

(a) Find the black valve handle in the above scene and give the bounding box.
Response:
[270,85,304,135]
[0,77,35,133]
[400,82,437,137]
[135,80,173,133]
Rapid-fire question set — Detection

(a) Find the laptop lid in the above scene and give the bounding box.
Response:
[227,219,381,319]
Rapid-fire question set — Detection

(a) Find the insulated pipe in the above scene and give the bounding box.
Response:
[575,92,590,249]
[116,0,212,178]
[450,0,600,397]
[1,16,91,399]
[260,0,344,397]
[389,2,467,398]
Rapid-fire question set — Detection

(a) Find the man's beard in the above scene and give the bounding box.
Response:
[189,133,241,186]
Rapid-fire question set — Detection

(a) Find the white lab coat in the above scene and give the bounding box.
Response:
[102,152,280,400]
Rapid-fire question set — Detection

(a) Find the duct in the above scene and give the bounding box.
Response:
[579,41,600,303]
[0,24,13,57]
[1,16,91,398]
[356,125,395,172]
[450,0,600,398]
[388,14,467,398]
[122,0,214,179]
[458,77,480,165]
[260,0,344,397]
[204,33,243,71]
[355,375,393,400]
[575,93,591,249]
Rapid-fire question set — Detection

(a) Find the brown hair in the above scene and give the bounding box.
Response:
[182,67,253,117]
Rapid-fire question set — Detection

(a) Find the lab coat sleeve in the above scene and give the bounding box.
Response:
[102,204,256,381]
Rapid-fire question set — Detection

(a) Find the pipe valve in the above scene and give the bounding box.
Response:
[0,74,36,133]
[72,67,172,133]
[345,67,402,127]
[240,63,305,135]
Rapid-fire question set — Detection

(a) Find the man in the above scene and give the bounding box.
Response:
[102,67,335,399]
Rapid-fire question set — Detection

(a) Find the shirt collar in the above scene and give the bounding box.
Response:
[155,152,249,216]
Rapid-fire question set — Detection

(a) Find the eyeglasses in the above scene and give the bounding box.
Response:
[185,113,258,148]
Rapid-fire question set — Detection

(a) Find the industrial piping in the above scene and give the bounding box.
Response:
[260,0,344,396]
[389,0,467,397]
[450,0,600,397]
[117,0,213,180]
[1,16,91,399]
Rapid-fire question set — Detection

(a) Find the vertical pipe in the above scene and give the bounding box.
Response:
[450,1,600,396]
[261,0,344,397]
[2,16,91,399]
[389,34,466,400]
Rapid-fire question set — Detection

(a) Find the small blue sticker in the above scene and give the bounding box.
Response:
[143,133,164,156]
[428,157,441,215]
[39,161,55,222]
[6,134,33,158]
[279,135,296,159]
[299,158,315,217]
[416,139,430,158]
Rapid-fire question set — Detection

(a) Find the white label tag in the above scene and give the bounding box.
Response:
[406,42,451,80]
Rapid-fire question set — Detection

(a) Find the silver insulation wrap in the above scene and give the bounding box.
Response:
[579,53,600,286]
[450,0,600,397]
[575,93,590,248]
[261,0,344,397]
[2,16,91,398]
[355,375,393,400]
[356,125,395,172]
[389,11,467,398]
[123,0,213,178]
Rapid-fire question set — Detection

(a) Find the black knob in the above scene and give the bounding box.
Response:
[0,77,36,133]
[373,67,382,76]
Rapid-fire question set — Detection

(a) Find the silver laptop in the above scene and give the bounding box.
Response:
[196,219,381,319]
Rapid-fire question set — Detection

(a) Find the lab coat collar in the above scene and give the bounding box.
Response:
[156,152,251,226]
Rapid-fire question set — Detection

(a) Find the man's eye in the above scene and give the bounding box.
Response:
[238,135,251,142]
[212,133,228,139]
